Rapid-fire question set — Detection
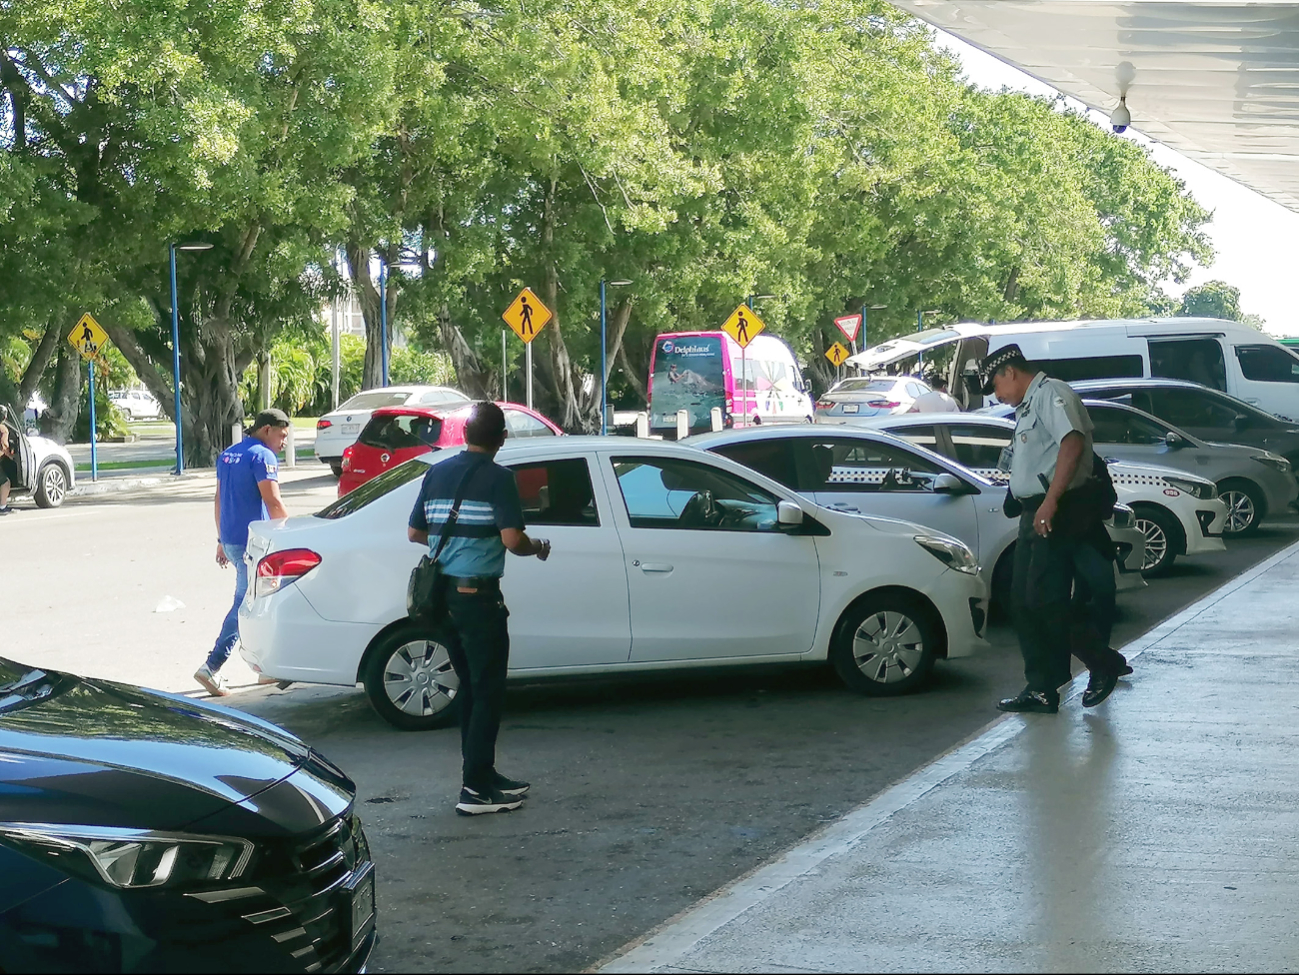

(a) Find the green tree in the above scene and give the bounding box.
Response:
[1178,280,1243,321]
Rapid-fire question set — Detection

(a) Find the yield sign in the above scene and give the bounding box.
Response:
[68,313,110,361]
[834,313,861,344]
[502,288,553,343]
[825,342,850,367]
[721,304,766,349]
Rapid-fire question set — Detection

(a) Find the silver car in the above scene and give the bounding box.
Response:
[687,425,1146,615]
[980,398,1297,535]
[814,376,932,423]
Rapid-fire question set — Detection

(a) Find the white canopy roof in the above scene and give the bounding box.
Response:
[891,1,1299,213]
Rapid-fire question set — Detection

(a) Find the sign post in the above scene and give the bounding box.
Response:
[721,304,766,427]
[67,313,110,482]
[502,288,553,411]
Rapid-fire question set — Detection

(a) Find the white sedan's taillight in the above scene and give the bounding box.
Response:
[254,549,322,600]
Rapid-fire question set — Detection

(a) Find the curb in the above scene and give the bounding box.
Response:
[69,476,169,496]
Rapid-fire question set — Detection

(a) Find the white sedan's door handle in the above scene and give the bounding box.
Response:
[637,562,674,573]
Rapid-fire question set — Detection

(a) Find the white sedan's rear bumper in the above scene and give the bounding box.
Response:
[239,585,377,686]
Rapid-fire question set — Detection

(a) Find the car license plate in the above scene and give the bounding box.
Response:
[342,423,360,435]
[349,866,376,950]
[842,404,859,414]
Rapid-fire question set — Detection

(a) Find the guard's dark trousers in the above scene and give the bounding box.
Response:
[443,585,511,792]
[1068,536,1128,675]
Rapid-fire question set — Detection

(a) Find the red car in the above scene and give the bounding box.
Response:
[337,401,563,496]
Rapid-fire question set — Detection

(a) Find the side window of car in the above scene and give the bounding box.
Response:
[804,439,944,493]
[1236,345,1299,384]
[710,440,798,489]
[1148,339,1228,392]
[891,424,940,451]
[1149,389,1238,428]
[612,457,781,531]
[507,459,599,527]
[946,424,1011,469]
[505,410,556,439]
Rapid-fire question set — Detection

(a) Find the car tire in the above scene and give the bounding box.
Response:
[1132,503,1182,577]
[34,462,69,508]
[829,591,939,696]
[330,462,344,477]
[1217,479,1264,535]
[362,624,462,731]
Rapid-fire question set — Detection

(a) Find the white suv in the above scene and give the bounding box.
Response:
[1,409,76,508]
[109,388,162,420]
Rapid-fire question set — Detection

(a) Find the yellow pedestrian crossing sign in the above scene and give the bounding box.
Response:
[825,342,850,366]
[721,304,765,349]
[502,288,552,344]
[68,313,110,361]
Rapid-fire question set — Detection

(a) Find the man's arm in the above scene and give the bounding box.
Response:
[408,526,429,546]
[1035,431,1084,535]
[214,483,228,566]
[258,479,289,520]
[500,528,550,560]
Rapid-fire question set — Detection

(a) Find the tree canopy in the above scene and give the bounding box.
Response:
[1,0,1217,459]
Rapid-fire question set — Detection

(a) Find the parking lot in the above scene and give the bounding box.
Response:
[4,473,1297,972]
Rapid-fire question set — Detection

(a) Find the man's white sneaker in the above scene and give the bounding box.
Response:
[194,666,230,697]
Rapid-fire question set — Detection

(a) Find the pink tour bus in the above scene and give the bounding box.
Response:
[647,331,814,436]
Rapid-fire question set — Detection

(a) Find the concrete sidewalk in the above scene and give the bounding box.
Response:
[601,541,1299,973]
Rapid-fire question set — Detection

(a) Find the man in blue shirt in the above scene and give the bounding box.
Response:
[408,402,551,815]
[195,409,290,696]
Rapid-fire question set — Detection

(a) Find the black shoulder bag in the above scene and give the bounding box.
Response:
[407,457,487,625]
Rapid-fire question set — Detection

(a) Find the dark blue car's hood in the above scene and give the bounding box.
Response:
[0,659,335,833]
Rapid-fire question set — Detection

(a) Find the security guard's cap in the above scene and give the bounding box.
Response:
[978,343,1029,395]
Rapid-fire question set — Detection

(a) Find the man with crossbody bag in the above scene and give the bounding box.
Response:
[407,402,551,815]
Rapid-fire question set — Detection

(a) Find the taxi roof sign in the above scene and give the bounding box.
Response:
[721,304,766,349]
[68,313,109,361]
[502,288,552,344]
[825,341,850,366]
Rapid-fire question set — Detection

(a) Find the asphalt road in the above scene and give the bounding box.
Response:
[226,516,1299,973]
[6,475,1295,973]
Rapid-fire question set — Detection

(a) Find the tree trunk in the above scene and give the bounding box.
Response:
[617,339,648,403]
[19,321,59,407]
[345,240,394,390]
[39,346,80,443]
[436,305,494,399]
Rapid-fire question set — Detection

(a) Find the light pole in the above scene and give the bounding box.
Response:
[600,278,632,435]
[378,257,390,387]
[859,303,886,354]
[169,241,214,474]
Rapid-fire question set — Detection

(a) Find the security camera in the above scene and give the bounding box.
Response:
[1111,96,1131,134]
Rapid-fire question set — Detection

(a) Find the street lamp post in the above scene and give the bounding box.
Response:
[859,303,887,354]
[169,241,214,474]
[378,258,389,387]
[600,279,632,435]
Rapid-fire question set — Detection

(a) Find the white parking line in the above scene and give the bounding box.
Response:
[595,538,1299,974]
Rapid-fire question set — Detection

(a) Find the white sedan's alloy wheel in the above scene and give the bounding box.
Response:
[383,639,458,717]
[1219,489,1256,534]
[853,610,926,684]
[35,464,68,508]
[1137,517,1169,571]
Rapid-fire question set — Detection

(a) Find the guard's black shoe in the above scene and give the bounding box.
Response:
[455,787,523,816]
[492,772,530,797]
[997,689,1058,714]
[1117,660,1134,677]
[1082,670,1120,708]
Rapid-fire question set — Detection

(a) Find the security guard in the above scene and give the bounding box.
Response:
[980,345,1125,713]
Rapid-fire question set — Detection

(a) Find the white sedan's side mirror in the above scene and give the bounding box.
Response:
[776,501,805,528]
[932,472,964,494]
[1165,432,1185,448]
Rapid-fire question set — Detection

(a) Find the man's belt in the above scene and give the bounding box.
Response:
[445,575,501,590]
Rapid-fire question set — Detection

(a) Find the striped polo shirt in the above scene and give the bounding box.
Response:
[408,451,525,578]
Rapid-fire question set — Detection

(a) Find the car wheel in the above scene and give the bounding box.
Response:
[362,625,461,731]
[1217,479,1264,535]
[1132,503,1182,577]
[34,463,68,508]
[829,592,939,696]
[330,462,344,477]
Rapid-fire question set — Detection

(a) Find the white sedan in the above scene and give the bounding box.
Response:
[239,438,989,729]
[315,385,470,475]
[688,425,1147,613]
[1,409,75,508]
[871,413,1228,576]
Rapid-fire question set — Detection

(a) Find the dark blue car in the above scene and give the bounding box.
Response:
[0,656,376,973]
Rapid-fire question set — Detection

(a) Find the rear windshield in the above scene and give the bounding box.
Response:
[316,459,428,519]
[834,379,893,394]
[338,390,412,411]
[359,414,443,450]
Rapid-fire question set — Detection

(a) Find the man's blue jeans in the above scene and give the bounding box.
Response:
[206,544,247,673]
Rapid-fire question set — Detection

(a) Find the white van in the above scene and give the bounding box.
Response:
[846,318,1299,421]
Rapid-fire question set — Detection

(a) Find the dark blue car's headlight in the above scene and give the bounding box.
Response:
[0,823,254,890]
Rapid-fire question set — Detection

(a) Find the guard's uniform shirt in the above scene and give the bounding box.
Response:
[1008,373,1094,499]
[408,452,525,578]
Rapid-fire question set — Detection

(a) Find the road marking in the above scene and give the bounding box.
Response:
[596,538,1299,973]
